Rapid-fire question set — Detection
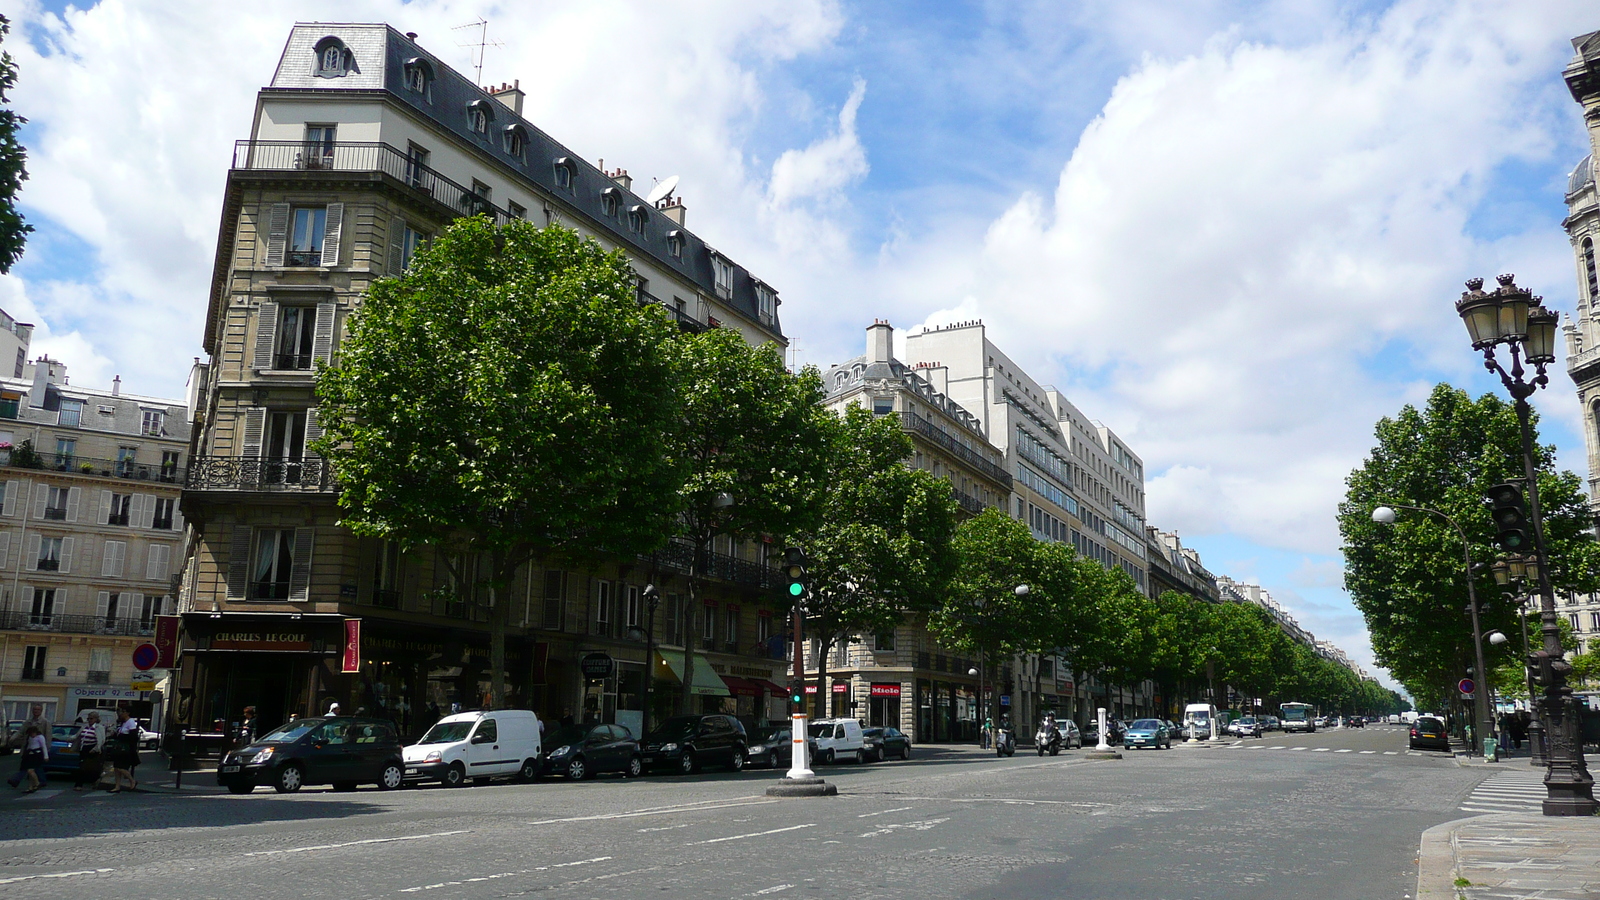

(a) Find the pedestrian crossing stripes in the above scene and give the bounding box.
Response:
[1459,769,1547,815]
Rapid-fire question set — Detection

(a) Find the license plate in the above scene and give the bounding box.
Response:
[221,765,240,773]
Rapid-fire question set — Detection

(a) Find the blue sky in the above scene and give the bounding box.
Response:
[5,0,1599,691]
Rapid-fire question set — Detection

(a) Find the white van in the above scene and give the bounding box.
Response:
[808,718,866,764]
[1183,703,1219,740]
[403,709,542,787]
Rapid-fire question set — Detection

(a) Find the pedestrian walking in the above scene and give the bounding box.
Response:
[16,725,47,792]
[73,712,106,792]
[237,706,257,747]
[326,701,341,716]
[109,708,140,792]
[7,703,50,788]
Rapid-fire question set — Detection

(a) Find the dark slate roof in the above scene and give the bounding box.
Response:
[825,354,986,437]
[268,23,781,339]
[1570,154,1594,198]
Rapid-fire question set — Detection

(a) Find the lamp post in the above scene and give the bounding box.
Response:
[1372,504,1495,758]
[969,584,1029,747]
[1455,274,1596,815]
[625,584,661,739]
[1492,556,1548,765]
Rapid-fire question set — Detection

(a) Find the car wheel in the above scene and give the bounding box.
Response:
[678,750,697,775]
[332,781,358,792]
[901,745,912,761]
[227,782,254,795]
[379,763,404,791]
[625,755,643,778]
[442,762,466,788]
[518,759,540,783]
[822,749,835,765]
[729,748,745,772]
[567,757,589,780]
[274,764,303,794]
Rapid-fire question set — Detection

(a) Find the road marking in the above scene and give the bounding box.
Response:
[1359,750,1376,754]
[636,823,692,833]
[859,817,950,838]
[1383,751,1398,755]
[1264,746,1285,750]
[529,798,778,826]
[1312,748,1331,752]
[0,868,115,886]
[694,824,816,845]
[1244,745,1264,750]
[892,796,1109,808]
[242,830,468,857]
[400,857,612,893]
[1335,749,1353,753]
[1290,747,1307,751]
[752,886,795,895]
[858,806,915,818]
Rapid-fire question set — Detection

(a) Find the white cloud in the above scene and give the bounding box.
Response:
[768,77,868,208]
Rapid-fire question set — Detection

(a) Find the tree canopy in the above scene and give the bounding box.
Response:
[0,16,32,273]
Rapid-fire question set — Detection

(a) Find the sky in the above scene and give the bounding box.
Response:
[5,0,1599,692]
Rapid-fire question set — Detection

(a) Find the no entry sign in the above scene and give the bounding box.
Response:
[131,643,159,671]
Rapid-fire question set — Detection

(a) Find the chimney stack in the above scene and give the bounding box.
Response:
[490,79,525,116]
[866,319,894,364]
[607,167,633,191]
[112,375,121,397]
[658,196,686,226]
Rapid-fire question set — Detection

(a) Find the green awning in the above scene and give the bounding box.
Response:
[654,649,731,697]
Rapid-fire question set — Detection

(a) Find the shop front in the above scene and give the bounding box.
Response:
[175,612,349,743]
[654,649,732,717]
[868,682,903,729]
[916,679,979,743]
[357,620,540,739]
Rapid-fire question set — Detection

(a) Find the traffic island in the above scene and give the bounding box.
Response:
[766,775,838,797]
[1084,750,1123,760]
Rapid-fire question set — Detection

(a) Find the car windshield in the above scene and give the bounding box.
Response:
[545,726,589,747]
[51,724,76,741]
[862,728,883,738]
[1129,719,1162,730]
[646,717,701,741]
[1239,717,1256,725]
[416,721,475,744]
[259,720,323,743]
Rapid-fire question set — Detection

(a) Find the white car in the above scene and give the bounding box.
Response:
[807,718,866,764]
[403,709,543,786]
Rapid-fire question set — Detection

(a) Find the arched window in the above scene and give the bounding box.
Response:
[403,57,435,98]
[1584,237,1598,304]
[666,229,684,258]
[312,37,354,79]
[502,124,528,158]
[466,100,495,135]
[627,205,648,234]
[553,157,576,191]
[600,187,621,218]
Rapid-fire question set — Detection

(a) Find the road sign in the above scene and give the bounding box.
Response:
[131,680,156,691]
[999,695,1011,707]
[1458,678,1475,695]
[132,643,159,671]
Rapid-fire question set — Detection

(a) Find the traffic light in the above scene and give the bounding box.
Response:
[791,679,804,706]
[1484,483,1531,552]
[783,546,808,604]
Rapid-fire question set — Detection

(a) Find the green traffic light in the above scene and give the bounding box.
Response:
[789,582,804,596]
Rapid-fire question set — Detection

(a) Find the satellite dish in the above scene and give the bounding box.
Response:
[646,175,679,205]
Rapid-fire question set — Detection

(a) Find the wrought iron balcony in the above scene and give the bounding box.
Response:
[650,539,776,590]
[186,456,334,493]
[0,609,157,636]
[4,452,183,484]
[232,140,517,225]
[952,487,988,515]
[898,412,1013,489]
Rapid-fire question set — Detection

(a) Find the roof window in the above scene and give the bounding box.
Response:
[666,229,684,258]
[403,57,434,98]
[600,187,621,218]
[553,157,576,191]
[312,37,356,79]
[502,123,528,158]
[466,99,495,135]
[627,204,648,234]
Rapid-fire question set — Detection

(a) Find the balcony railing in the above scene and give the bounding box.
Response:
[187,456,334,493]
[0,609,157,636]
[273,352,313,371]
[5,452,183,484]
[952,487,988,515]
[899,412,1013,489]
[232,140,516,224]
[652,539,776,590]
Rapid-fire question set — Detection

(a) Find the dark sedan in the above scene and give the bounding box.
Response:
[746,727,819,769]
[540,723,641,779]
[862,726,912,761]
[1409,716,1450,751]
[218,716,405,794]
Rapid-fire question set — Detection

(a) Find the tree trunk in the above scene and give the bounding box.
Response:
[816,633,832,719]
[681,536,703,716]
[487,546,510,709]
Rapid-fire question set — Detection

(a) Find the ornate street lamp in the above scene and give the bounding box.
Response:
[1492,555,1547,765]
[1455,274,1595,816]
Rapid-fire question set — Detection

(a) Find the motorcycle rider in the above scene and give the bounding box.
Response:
[1036,711,1062,755]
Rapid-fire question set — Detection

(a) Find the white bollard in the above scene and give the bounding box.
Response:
[1095,707,1111,752]
[786,713,815,779]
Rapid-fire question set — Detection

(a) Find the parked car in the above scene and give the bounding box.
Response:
[747,726,812,769]
[862,726,912,761]
[539,722,640,780]
[641,714,747,774]
[809,718,867,764]
[1227,716,1261,738]
[403,710,543,787]
[1082,718,1124,746]
[219,716,405,794]
[137,720,162,750]
[44,724,82,778]
[1122,719,1172,750]
[1259,716,1280,732]
[1409,716,1450,751]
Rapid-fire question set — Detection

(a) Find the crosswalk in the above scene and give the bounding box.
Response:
[1459,769,1547,814]
[1226,742,1416,756]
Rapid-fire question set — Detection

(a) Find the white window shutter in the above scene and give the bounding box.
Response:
[172,505,184,535]
[101,540,116,577]
[59,537,75,575]
[24,533,38,570]
[146,544,171,581]
[0,531,10,569]
[253,300,279,369]
[389,217,407,274]
[96,590,111,619]
[303,407,324,448]
[289,527,315,601]
[319,202,343,266]
[226,527,252,600]
[241,407,266,458]
[1,480,16,518]
[65,487,81,524]
[31,483,46,520]
[102,540,125,578]
[264,203,290,267]
[312,302,336,366]
[98,490,111,525]
[138,495,155,529]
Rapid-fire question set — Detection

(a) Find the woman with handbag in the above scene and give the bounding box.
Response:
[17,724,47,792]
[73,712,105,792]
[110,708,140,793]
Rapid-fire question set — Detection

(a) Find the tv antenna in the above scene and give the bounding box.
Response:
[646,175,680,206]
[453,17,503,86]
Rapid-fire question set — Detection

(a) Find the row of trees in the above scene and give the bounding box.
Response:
[316,217,1394,719]
[1340,384,1600,712]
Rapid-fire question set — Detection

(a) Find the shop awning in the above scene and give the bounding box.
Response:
[722,676,763,698]
[654,650,731,697]
[754,679,788,695]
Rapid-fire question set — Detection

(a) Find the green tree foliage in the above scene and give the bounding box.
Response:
[1338,384,1600,705]
[315,219,685,706]
[0,16,31,273]
[796,405,960,715]
[928,509,1054,662]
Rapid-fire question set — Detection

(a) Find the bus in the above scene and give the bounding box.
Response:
[1280,702,1316,733]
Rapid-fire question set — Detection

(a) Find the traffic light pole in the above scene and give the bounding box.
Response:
[768,547,834,797]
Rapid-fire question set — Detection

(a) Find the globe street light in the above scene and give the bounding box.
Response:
[1371,504,1495,758]
[1456,275,1595,815]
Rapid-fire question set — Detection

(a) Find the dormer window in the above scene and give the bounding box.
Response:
[755,282,776,324]
[312,37,355,78]
[403,57,434,98]
[502,123,528,158]
[466,99,495,135]
[666,230,684,259]
[627,205,648,234]
[711,253,733,299]
[600,187,621,218]
[553,157,576,191]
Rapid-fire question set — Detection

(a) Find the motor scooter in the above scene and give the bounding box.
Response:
[995,721,1016,757]
[1035,718,1062,756]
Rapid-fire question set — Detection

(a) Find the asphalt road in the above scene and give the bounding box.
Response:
[0,724,1485,899]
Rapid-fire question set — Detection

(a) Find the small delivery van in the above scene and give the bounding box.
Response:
[808,718,867,764]
[403,709,542,787]
[1183,703,1219,741]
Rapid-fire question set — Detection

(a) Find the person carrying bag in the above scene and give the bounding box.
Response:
[72,712,105,792]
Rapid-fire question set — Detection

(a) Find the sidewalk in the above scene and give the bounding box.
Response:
[1418,812,1600,899]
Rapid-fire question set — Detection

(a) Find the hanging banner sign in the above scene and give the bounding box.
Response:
[154,615,180,668]
[341,618,361,673]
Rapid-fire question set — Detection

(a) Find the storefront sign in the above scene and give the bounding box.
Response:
[342,619,361,673]
[130,679,156,691]
[69,685,143,703]
[581,652,615,679]
[999,695,1011,707]
[153,615,180,668]
[869,683,901,697]
[210,632,312,651]
[803,684,848,694]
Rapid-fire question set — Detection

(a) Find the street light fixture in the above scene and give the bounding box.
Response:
[1371,504,1495,759]
[1455,274,1596,816]
[625,584,662,738]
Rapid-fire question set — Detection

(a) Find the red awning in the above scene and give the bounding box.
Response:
[755,679,787,695]
[722,676,763,698]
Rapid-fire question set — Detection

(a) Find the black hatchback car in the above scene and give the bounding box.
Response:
[541,723,642,780]
[218,717,405,794]
[862,726,912,761]
[640,714,747,774]
[1409,716,1450,751]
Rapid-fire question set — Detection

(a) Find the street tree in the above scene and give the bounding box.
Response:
[796,404,960,716]
[1338,384,1600,704]
[0,16,31,273]
[315,219,685,708]
[928,509,1052,692]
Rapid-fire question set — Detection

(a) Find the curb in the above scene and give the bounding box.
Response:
[1415,815,1475,899]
